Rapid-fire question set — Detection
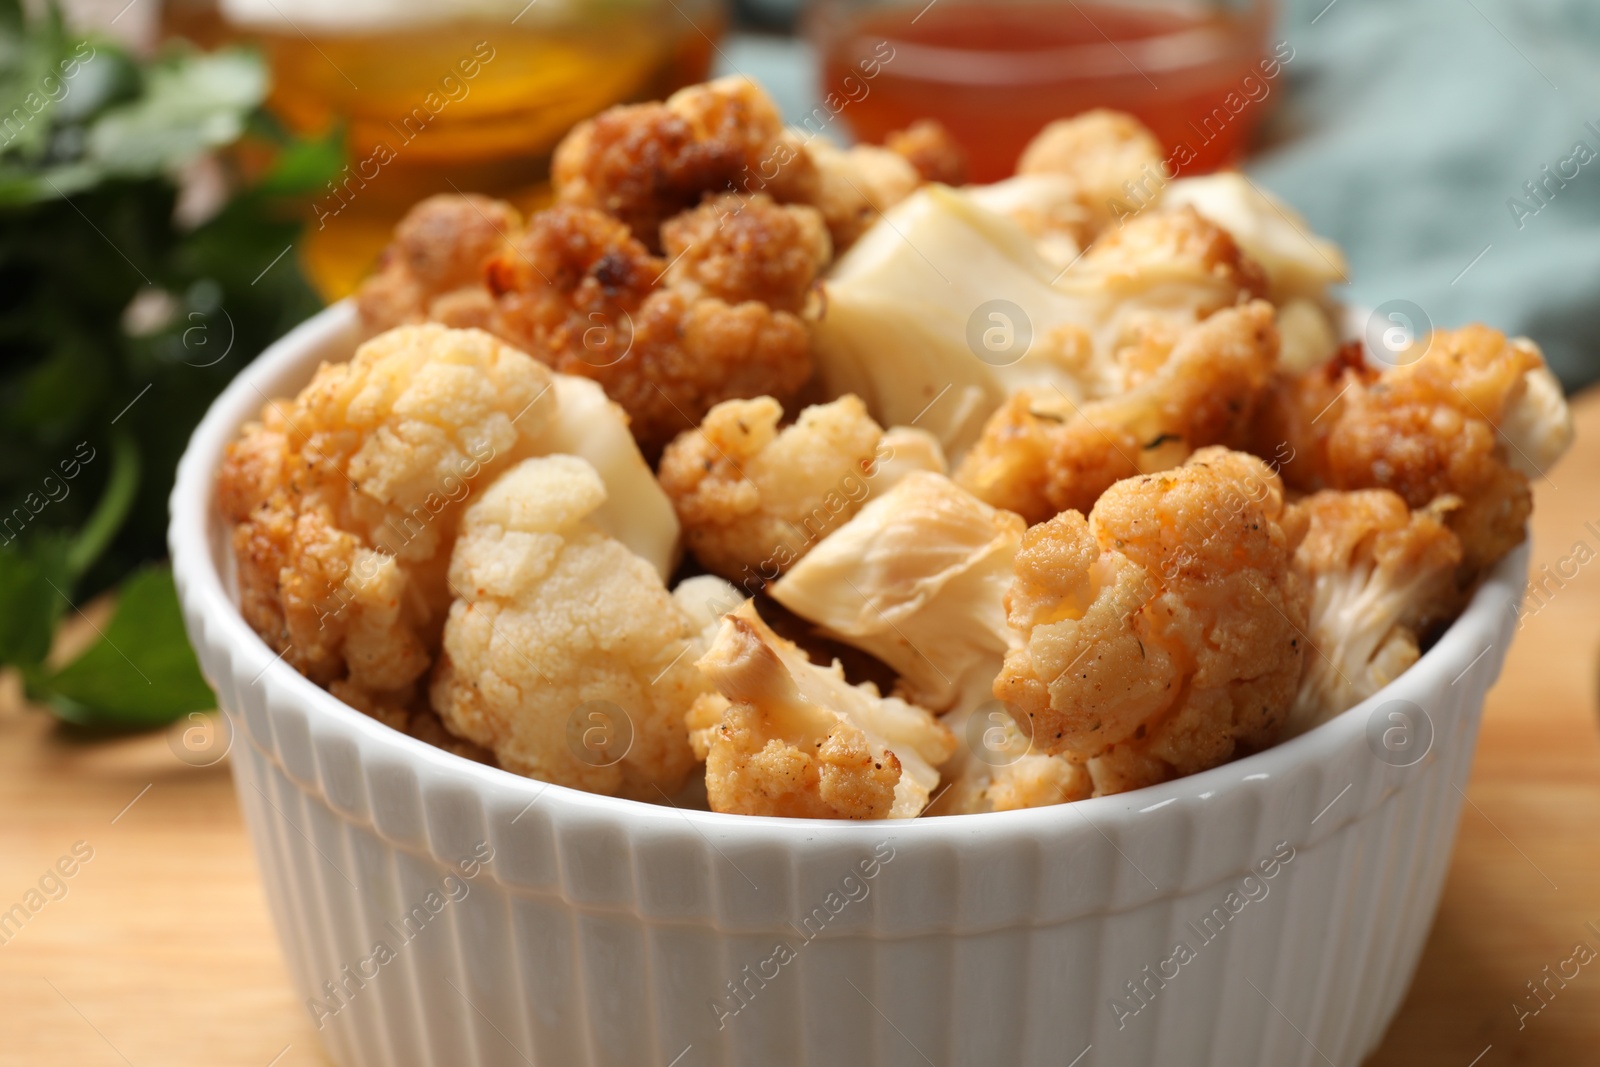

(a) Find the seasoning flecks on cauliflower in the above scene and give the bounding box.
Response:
[218,325,565,697]
[431,455,703,797]
[657,394,946,590]
[1284,490,1463,735]
[995,447,1308,796]
[956,300,1280,524]
[771,471,1023,713]
[1263,325,1573,579]
[692,601,958,819]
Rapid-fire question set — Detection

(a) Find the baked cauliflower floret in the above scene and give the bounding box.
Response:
[486,202,816,454]
[995,448,1308,796]
[804,138,924,251]
[885,119,968,186]
[1163,172,1348,306]
[1285,490,1463,735]
[771,471,1023,713]
[692,601,958,818]
[552,75,817,250]
[355,194,519,332]
[1016,109,1165,236]
[1264,325,1573,578]
[658,394,946,589]
[218,325,563,696]
[431,455,703,797]
[659,191,831,313]
[929,703,1092,815]
[957,300,1280,524]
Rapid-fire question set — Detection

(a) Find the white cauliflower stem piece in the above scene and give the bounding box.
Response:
[771,471,1023,713]
[692,601,957,819]
[1285,490,1463,735]
[431,455,703,797]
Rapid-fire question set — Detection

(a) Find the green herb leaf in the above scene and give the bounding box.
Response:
[45,564,214,728]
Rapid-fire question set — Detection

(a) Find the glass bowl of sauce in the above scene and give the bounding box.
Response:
[811,0,1277,182]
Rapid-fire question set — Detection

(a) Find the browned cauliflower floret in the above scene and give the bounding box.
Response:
[885,119,969,186]
[1261,325,1573,578]
[804,138,924,251]
[995,447,1308,796]
[659,191,831,313]
[430,455,703,797]
[1016,109,1165,235]
[485,201,818,454]
[928,704,1093,815]
[691,601,957,818]
[1285,490,1462,735]
[956,300,1279,524]
[356,194,519,331]
[658,394,946,590]
[552,75,818,250]
[218,325,561,699]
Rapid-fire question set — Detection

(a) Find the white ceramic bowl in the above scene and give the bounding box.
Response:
[171,301,1528,1067]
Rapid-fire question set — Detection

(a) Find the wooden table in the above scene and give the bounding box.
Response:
[4,396,1599,1067]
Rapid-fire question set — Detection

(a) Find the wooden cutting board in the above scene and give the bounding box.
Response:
[2,392,1598,1067]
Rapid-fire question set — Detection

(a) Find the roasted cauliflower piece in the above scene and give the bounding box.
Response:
[355,194,519,332]
[219,325,564,698]
[1163,172,1348,305]
[658,394,946,589]
[811,188,1268,458]
[1016,109,1165,235]
[1285,490,1462,735]
[218,324,677,709]
[929,703,1092,815]
[771,471,1022,713]
[956,300,1280,524]
[804,138,924,251]
[485,200,819,454]
[965,173,1093,269]
[552,75,818,249]
[1262,325,1574,578]
[995,447,1308,796]
[692,601,958,819]
[431,455,704,797]
[885,119,968,185]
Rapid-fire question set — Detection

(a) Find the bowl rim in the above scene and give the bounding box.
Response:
[169,298,1527,845]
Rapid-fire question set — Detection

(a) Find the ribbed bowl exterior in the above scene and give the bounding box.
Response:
[173,303,1527,1067]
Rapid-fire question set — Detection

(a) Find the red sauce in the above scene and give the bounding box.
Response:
[820,1,1278,182]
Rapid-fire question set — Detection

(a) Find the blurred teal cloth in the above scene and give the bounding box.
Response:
[1253,0,1600,391]
[721,0,1600,390]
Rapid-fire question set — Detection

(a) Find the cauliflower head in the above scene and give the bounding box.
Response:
[771,471,1023,713]
[431,455,704,797]
[956,300,1280,524]
[995,447,1308,796]
[1285,490,1462,735]
[657,394,946,589]
[691,601,958,818]
[1262,325,1573,578]
[219,325,565,696]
